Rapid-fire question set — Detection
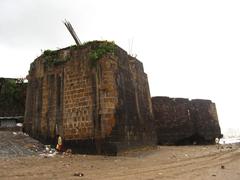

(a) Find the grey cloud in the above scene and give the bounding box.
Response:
[0,0,97,48]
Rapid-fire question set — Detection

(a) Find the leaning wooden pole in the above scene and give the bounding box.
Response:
[63,20,82,46]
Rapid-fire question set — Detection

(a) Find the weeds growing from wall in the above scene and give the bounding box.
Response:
[43,41,115,68]
[88,41,115,67]
[43,50,70,67]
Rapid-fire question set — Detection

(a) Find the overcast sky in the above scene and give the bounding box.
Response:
[1,0,240,134]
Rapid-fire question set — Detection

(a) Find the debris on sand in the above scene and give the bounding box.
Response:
[16,123,23,127]
[40,151,57,158]
[73,172,84,177]
[63,148,72,156]
[39,145,58,158]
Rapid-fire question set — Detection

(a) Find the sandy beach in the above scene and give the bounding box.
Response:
[0,132,239,180]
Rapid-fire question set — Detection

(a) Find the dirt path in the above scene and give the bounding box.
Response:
[0,144,239,180]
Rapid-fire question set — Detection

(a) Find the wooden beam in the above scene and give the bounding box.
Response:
[63,20,82,46]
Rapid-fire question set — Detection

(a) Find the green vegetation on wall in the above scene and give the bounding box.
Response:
[89,41,115,67]
[43,41,115,68]
[43,50,70,67]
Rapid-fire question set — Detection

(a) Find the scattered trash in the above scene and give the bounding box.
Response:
[23,133,29,136]
[39,145,58,157]
[66,149,72,154]
[63,149,72,156]
[45,145,51,152]
[16,123,23,127]
[11,131,29,136]
[64,164,70,167]
[40,151,57,158]
[73,172,84,177]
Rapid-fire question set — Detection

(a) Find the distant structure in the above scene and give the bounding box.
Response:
[152,96,222,145]
[24,41,156,154]
[0,78,26,128]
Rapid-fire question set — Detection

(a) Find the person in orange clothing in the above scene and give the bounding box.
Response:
[56,135,63,152]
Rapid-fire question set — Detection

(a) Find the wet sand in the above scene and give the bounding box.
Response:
[0,141,240,180]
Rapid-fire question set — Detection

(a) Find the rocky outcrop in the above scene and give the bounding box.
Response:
[24,41,156,154]
[152,96,221,145]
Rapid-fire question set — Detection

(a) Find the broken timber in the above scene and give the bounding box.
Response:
[63,20,82,46]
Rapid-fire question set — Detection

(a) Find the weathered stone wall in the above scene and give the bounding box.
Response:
[0,78,26,118]
[190,99,221,141]
[24,41,156,154]
[152,96,221,145]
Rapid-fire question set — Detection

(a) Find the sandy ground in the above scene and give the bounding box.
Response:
[0,131,240,180]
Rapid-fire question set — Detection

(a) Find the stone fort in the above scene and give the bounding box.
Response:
[24,41,156,154]
[23,41,221,154]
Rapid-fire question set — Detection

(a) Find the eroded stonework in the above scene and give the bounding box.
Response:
[152,96,221,145]
[24,41,156,154]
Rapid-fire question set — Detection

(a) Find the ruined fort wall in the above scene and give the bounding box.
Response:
[190,99,221,140]
[152,97,194,144]
[104,50,156,151]
[152,96,221,144]
[97,56,118,139]
[62,49,95,140]
[24,58,64,139]
[24,42,156,152]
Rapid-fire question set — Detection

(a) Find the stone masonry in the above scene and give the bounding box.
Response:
[152,96,221,145]
[24,41,156,154]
